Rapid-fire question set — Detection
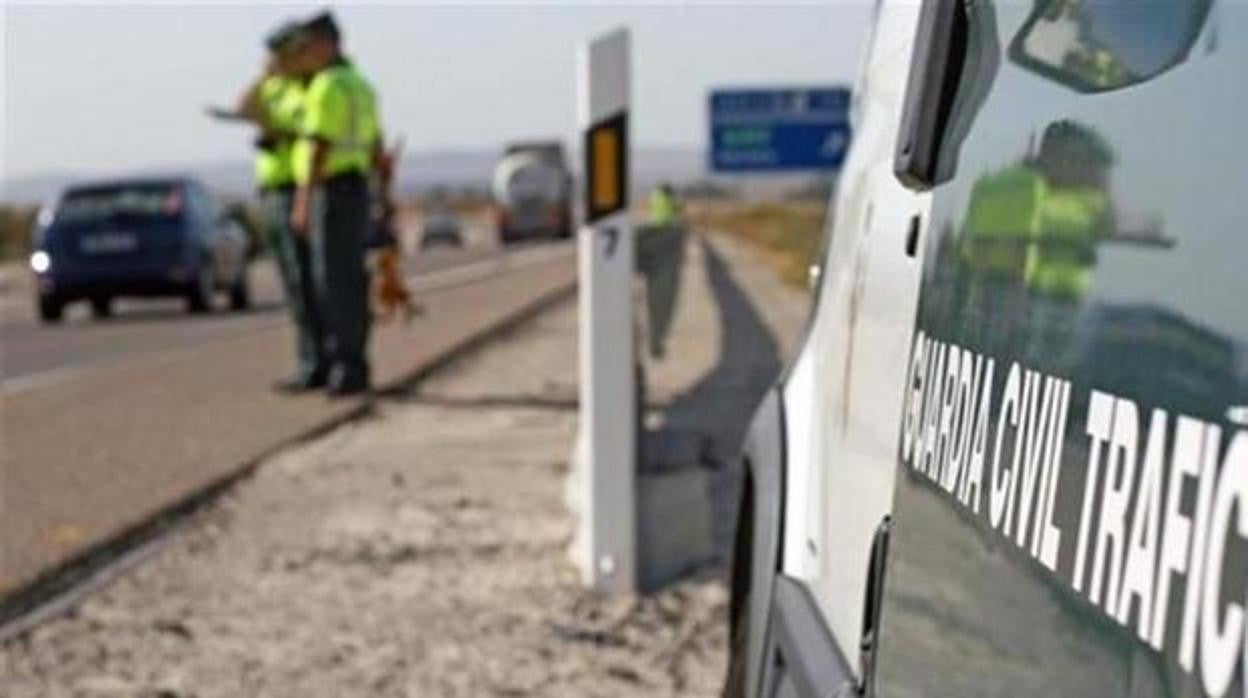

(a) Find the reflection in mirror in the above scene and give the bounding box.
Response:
[1011,0,1210,92]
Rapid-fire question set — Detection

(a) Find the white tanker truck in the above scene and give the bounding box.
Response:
[492,141,573,244]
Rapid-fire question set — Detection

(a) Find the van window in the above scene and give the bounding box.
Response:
[55,184,183,227]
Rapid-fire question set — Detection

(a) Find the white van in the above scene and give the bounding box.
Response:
[726,0,1245,696]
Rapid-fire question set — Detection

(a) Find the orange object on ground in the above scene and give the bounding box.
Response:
[372,246,421,323]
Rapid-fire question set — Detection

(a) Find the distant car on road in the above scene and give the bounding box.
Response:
[492,141,573,244]
[29,177,251,322]
[420,207,464,248]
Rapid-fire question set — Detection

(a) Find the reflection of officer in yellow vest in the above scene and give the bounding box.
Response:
[958,120,1114,356]
[1023,121,1114,302]
[1040,0,1130,89]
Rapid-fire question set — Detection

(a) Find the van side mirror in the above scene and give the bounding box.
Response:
[894,0,999,191]
[1009,0,1212,94]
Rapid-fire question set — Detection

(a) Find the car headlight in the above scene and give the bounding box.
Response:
[30,251,51,274]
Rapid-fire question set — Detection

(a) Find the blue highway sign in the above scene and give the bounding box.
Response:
[709,87,851,172]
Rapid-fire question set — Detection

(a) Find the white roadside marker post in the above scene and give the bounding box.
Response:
[568,27,636,593]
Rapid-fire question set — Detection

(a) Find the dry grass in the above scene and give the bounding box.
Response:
[0,205,37,263]
[686,200,828,289]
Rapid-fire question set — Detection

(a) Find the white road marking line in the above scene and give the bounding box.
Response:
[1,245,572,396]
[407,244,571,291]
[1,365,89,396]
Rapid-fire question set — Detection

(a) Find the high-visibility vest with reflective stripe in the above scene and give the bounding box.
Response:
[292,60,379,184]
[254,76,305,188]
[1025,186,1108,301]
[960,165,1045,279]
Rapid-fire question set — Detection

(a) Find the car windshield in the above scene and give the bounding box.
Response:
[55,184,183,226]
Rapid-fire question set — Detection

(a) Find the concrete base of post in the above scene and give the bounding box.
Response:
[564,431,590,583]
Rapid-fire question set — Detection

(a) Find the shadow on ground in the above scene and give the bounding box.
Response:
[639,236,782,590]
[395,232,788,594]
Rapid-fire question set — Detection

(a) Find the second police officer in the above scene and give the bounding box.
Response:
[255,23,330,393]
[290,12,391,397]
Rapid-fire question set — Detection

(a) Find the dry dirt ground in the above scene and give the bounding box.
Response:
[0,300,728,698]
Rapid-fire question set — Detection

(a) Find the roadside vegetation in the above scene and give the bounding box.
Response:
[686,200,828,289]
[0,205,37,263]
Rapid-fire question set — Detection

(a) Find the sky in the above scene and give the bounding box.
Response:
[1,1,873,182]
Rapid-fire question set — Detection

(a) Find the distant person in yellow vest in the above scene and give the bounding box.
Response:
[649,182,681,228]
[290,12,391,397]
[211,22,330,393]
[637,182,686,359]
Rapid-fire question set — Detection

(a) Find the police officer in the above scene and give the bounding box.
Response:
[290,12,390,396]
[248,23,329,393]
[649,182,680,229]
[208,23,327,391]
[637,183,685,359]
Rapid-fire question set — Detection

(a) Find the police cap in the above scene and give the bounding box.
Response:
[302,12,340,42]
[265,21,304,53]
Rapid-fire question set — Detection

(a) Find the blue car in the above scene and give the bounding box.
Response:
[30,177,252,322]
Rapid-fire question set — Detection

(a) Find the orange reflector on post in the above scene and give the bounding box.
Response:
[592,129,620,211]
[584,112,628,224]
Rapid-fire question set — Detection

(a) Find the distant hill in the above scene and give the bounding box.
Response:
[1,146,828,205]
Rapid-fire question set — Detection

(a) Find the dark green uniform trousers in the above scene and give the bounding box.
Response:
[636,223,686,359]
[264,186,327,382]
[311,173,372,389]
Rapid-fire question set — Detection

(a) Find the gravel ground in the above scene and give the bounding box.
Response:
[0,233,808,697]
[0,301,729,698]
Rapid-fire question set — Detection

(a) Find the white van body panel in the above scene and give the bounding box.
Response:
[779,0,930,657]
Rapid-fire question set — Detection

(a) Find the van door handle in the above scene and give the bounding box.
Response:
[858,516,891,697]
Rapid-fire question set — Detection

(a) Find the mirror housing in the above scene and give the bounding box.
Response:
[895,0,999,191]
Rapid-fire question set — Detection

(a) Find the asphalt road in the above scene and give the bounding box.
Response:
[0,218,576,598]
[0,217,508,390]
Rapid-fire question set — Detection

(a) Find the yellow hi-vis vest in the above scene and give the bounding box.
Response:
[960,165,1045,280]
[292,59,380,185]
[649,189,678,226]
[254,76,305,188]
[1025,186,1109,301]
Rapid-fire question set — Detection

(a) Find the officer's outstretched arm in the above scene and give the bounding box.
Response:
[234,76,273,128]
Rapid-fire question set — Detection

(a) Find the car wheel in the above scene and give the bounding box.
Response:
[89,296,113,319]
[38,295,64,324]
[228,269,251,311]
[186,264,213,314]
